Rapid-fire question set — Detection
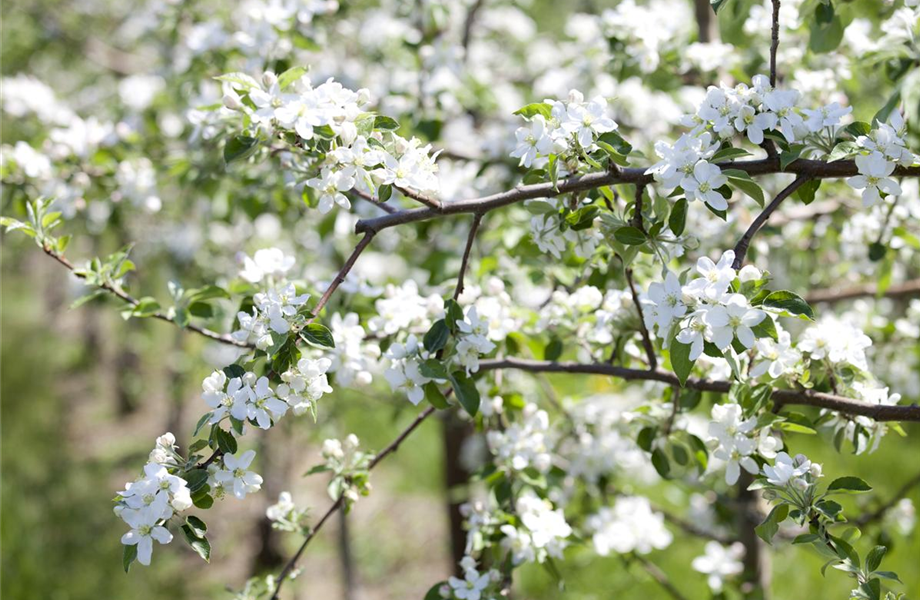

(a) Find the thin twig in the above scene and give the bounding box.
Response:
[461,0,486,51]
[770,0,781,87]
[856,471,920,527]
[804,278,920,304]
[625,268,657,370]
[453,213,484,300]
[477,357,920,421]
[269,405,437,599]
[732,176,810,269]
[308,232,376,321]
[351,188,398,214]
[632,555,690,600]
[41,246,253,348]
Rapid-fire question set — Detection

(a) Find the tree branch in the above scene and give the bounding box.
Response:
[41,245,253,348]
[856,470,920,527]
[625,268,657,370]
[309,232,376,321]
[477,357,920,422]
[631,555,690,600]
[454,213,484,300]
[731,176,810,269]
[269,405,437,599]
[770,0,781,87]
[355,159,920,235]
[805,278,920,304]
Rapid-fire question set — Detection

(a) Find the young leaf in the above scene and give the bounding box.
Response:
[669,198,688,236]
[123,544,138,573]
[826,476,872,494]
[763,290,815,320]
[300,323,336,348]
[224,135,259,164]
[449,371,480,417]
[669,338,695,386]
[423,319,450,353]
[614,226,646,246]
[513,102,553,119]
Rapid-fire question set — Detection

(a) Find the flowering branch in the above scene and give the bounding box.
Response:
[355,158,920,235]
[478,358,920,422]
[41,245,253,348]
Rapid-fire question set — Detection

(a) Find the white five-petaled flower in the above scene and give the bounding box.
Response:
[562,95,618,148]
[847,152,901,207]
[704,293,766,350]
[733,104,776,145]
[120,505,173,566]
[644,271,687,333]
[803,102,852,132]
[684,250,736,300]
[202,372,251,424]
[448,568,491,600]
[762,451,813,486]
[692,541,745,592]
[307,166,355,214]
[751,330,800,379]
[215,450,263,499]
[682,160,728,211]
[510,114,553,168]
[247,376,288,429]
[709,403,760,485]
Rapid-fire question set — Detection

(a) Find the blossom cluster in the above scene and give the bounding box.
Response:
[114,434,189,566]
[848,112,913,207]
[644,249,769,360]
[500,491,572,565]
[220,70,440,212]
[486,403,552,473]
[586,495,673,555]
[707,403,782,485]
[510,89,619,169]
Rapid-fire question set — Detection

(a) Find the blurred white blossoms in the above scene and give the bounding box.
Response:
[501,491,572,564]
[587,496,672,555]
[220,70,440,213]
[239,247,296,283]
[692,541,745,592]
[708,403,781,485]
[487,403,552,473]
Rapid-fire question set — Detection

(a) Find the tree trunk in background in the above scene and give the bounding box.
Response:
[116,319,142,416]
[251,433,286,572]
[338,509,357,600]
[442,413,473,574]
[165,329,186,443]
[737,471,771,599]
[694,0,718,43]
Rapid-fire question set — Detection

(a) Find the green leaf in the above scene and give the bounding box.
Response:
[614,226,646,246]
[373,115,400,130]
[809,10,844,53]
[215,428,238,455]
[721,169,765,207]
[827,141,859,162]
[756,504,790,545]
[449,371,480,417]
[277,66,308,89]
[131,297,161,318]
[873,571,901,583]
[780,145,805,170]
[544,338,563,361]
[186,516,208,537]
[224,135,259,164]
[763,290,815,320]
[712,147,751,162]
[827,476,872,494]
[565,205,599,231]
[300,323,335,348]
[419,359,449,380]
[191,489,213,509]
[795,179,821,205]
[513,102,553,119]
[123,543,138,573]
[866,545,887,572]
[424,382,451,409]
[184,469,210,493]
[181,524,211,563]
[669,198,688,236]
[214,72,260,89]
[669,338,695,387]
[751,315,778,341]
[710,0,731,14]
[637,427,657,452]
[378,184,392,202]
[423,319,450,353]
[424,583,448,600]
[223,364,246,379]
[597,131,633,155]
[651,448,670,478]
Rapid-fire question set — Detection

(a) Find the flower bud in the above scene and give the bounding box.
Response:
[256,334,274,351]
[792,476,809,491]
[156,432,176,449]
[222,92,243,110]
[262,71,278,88]
[739,265,762,283]
[810,463,823,478]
